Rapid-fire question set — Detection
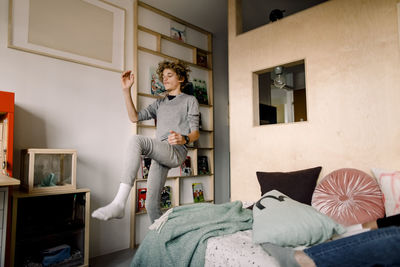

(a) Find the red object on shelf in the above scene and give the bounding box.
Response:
[0,91,15,176]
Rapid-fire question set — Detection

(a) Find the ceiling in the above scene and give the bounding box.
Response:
[140,0,228,35]
[139,0,329,36]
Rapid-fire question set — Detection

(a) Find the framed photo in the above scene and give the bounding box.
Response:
[8,0,125,72]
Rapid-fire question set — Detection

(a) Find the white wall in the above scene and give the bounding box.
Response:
[0,0,134,257]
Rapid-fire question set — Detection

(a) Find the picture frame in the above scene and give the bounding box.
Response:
[8,0,126,72]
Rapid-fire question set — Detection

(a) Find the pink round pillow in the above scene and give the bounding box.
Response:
[312,168,384,226]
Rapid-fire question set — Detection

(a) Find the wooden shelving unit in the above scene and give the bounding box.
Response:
[130,1,214,247]
[10,189,90,267]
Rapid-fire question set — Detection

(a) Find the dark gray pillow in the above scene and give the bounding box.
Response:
[256,166,322,205]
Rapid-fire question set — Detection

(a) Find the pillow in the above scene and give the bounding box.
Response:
[252,190,345,247]
[312,168,385,226]
[256,166,322,205]
[371,168,400,217]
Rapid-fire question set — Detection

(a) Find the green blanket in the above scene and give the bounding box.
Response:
[131,201,253,267]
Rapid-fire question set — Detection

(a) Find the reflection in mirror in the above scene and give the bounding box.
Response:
[256,60,307,125]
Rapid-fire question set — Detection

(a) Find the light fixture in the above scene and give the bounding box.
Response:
[273,66,286,89]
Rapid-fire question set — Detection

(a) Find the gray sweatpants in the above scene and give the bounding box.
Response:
[122,135,187,223]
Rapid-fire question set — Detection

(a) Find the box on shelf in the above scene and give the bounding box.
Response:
[20,149,77,193]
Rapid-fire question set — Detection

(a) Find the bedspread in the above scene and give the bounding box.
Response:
[131,201,253,267]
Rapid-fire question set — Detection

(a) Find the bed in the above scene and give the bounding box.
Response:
[131,167,392,267]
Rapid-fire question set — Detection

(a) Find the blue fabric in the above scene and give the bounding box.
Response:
[304,226,400,267]
[131,201,253,267]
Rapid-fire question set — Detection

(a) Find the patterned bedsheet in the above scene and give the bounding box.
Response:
[204,224,370,267]
[205,230,279,267]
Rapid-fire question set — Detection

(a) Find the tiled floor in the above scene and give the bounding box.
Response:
[90,248,136,267]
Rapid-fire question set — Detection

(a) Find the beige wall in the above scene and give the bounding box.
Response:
[228,0,400,201]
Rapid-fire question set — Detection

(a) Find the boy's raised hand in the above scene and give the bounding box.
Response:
[121,70,134,91]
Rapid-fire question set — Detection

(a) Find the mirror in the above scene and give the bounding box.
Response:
[255,60,307,125]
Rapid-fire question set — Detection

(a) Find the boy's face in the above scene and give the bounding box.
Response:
[162,68,183,91]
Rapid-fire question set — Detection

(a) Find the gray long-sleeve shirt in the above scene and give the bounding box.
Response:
[138,93,199,141]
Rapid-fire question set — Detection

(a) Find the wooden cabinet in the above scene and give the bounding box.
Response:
[130,1,214,247]
[10,189,90,267]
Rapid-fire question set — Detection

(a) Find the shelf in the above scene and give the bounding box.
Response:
[136,173,213,182]
[138,46,212,71]
[136,206,172,215]
[180,173,213,179]
[138,93,213,108]
[137,124,156,128]
[138,1,211,37]
[135,199,214,215]
[15,226,85,246]
[10,189,90,267]
[138,92,160,99]
[138,25,211,54]
[137,123,213,133]
[132,1,214,248]
[180,200,214,206]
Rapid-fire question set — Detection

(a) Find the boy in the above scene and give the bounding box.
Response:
[92,60,199,223]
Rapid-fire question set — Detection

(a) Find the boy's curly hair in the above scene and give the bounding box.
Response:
[156,60,191,89]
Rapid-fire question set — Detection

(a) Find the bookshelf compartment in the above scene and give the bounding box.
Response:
[197,132,214,149]
[198,149,214,175]
[185,27,209,51]
[199,107,213,131]
[134,215,151,245]
[138,51,165,95]
[138,6,171,38]
[180,176,213,205]
[160,39,194,63]
[137,127,156,138]
[138,30,158,51]
[10,190,90,267]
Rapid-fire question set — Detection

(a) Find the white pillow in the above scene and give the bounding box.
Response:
[371,168,400,217]
[252,190,346,247]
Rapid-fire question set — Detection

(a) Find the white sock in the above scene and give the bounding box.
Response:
[92,183,132,221]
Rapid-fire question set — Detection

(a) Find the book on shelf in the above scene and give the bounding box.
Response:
[160,185,172,208]
[180,156,192,176]
[198,156,210,175]
[141,157,152,179]
[196,50,208,68]
[192,183,205,203]
[150,66,166,96]
[170,20,186,42]
[137,188,147,212]
[192,79,208,105]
